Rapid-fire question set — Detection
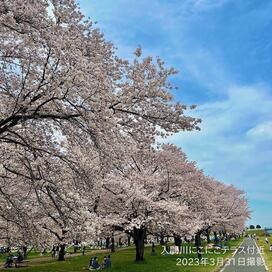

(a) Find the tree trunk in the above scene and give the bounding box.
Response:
[206,229,211,243]
[111,236,115,253]
[174,235,182,253]
[133,227,146,262]
[105,237,110,249]
[58,244,66,261]
[195,232,202,260]
[22,246,27,259]
[127,235,131,247]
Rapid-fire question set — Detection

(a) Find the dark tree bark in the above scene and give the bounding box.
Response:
[127,235,131,247]
[174,235,182,253]
[22,246,27,259]
[195,232,202,260]
[105,237,110,249]
[133,227,146,262]
[206,229,211,243]
[58,244,66,261]
[111,236,115,253]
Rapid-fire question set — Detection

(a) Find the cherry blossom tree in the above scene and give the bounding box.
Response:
[98,145,201,261]
[0,0,250,265]
[98,144,250,261]
[0,0,200,160]
[209,181,250,237]
[0,0,200,256]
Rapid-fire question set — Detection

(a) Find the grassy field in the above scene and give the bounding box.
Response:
[0,239,242,272]
[246,229,267,237]
[250,229,272,272]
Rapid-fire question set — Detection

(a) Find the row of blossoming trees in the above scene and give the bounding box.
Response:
[0,0,250,262]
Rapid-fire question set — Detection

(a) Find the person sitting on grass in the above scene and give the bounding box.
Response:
[4,255,14,268]
[102,256,107,269]
[89,257,94,269]
[102,255,111,269]
[89,257,101,270]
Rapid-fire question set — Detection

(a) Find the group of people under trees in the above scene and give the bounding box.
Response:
[89,255,111,270]
[51,244,61,258]
[4,251,24,268]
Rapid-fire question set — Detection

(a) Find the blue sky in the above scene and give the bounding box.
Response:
[77,0,272,227]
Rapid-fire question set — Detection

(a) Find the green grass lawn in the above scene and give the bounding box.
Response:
[0,239,242,272]
[246,229,267,237]
[255,232,272,272]
[0,251,43,262]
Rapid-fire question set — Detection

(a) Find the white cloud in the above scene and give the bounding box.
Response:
[167,84,272,198]
[247,122,272,141]
[192,0,231,11]
[174,49,232,92]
